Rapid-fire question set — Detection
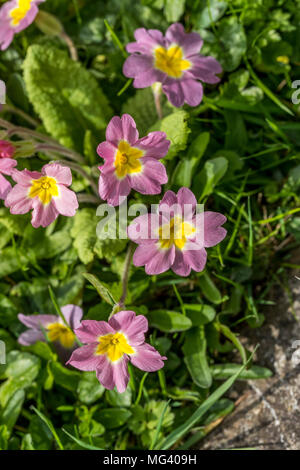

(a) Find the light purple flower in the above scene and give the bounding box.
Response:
[128,187,227,277]
[0,157,17,200]
[0,0,45,51]
[18,305,83,360]
[123,23,222,108]
[5,162,79,228]
[97,114,170,206]
[67,311,166,393]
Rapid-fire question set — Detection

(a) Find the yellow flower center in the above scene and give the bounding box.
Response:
[10,0,33,27]
[28,176,59,205]
[47,323,76,349]
[96,332,134,362]
[154,45,191,78]
[114,140,143,179]
[159,217,196,250]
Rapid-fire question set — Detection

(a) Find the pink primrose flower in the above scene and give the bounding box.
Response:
[0,0,45,51]
[123,23,222,107]
[128,187,227,277]
[18,305,83,361]
[5,162,78,228]
[67,310,166,393]
[97,114,170,206]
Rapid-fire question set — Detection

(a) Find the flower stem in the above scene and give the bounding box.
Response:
[60,31,78,61]
[118,242,134,308]
[152,83,163,120]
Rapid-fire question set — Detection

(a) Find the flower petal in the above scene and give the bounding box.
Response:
[31,199,59,228]
[18,313,58,329]
[130,343,166,372]
[165,23,203,56]
[61,305,83,330]
[96,355,129,393]
[133,243,175,275]
[0,173,12,200]
[128,213,160,245]
[123,54,153,78]
[42,163,72,186]
[18,329,45,346]
[136,131,170,159]
[52,185,78,217]
[74,320,115,344]
[121,114,139,144]
[0,157,17,175]
[162,80,185,108]
[98,172,131,207]
[67,344,101,371]
[97,141,117,163]
[5,183,33,214]
[202,211,227,247]
[180,79,203,106]
[189,56,222,83]
[108,310,148,346]
[130,158,168,195]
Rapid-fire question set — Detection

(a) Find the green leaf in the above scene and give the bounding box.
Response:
[184,304,216,326]
[106,387,132,408]
[62,428,104,450]
[218,17,247,71]
[71,209,126,264]
[164,0,185,22]
[98,408,132,429]
[224,110,247,154]
[0,390,25,433]
[23,227,72,260]
[173,132,210,187]
[83,273,117,305]
[194,0,228,28]
[70,208,97,264]
[0,351,40,407]
[122,88,171,136]
[216,323,247,364]
[50,362,80,392]
[77,372,105,405]
[150,111,190,159]
[147,309,192,333]
[194,157,228,200]
[0,295,18,327]
[198,273,223,304]
[23,45,112,151]
[212,363,273,380]
[183,326,212,389]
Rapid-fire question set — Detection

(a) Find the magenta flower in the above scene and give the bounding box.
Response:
[97,114,170,206]
[0,157,17,200]
[67,311,166,393]
[18,305,83,361]
[5,162,78,228]
[0,140,15,159]
[128,187,227,277]
[0,0,45,51]
[123,23,222,108]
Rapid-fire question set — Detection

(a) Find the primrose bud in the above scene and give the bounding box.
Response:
[35,11,64,36]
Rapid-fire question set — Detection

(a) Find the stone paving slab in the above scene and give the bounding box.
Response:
[199,276,300,450]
